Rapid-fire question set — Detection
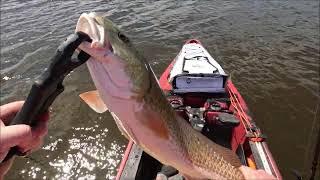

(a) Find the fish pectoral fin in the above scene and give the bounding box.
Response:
[79,90,108,113]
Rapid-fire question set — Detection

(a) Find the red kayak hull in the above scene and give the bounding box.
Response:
[116,39,282,180]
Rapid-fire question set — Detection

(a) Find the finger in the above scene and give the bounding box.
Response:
[0,101,24,125]
[256,170,277,180]
[239,166,276,180]
[27,111,50,138]
[18,136,44,154]
[17,111,49,152]
[156,173,168,180]
[0,150,8,163]
[239,166,256,179]
[239,166,250,179]
[0,156,15,178]
[0,125,32,150]
[0,120,5,127]
[32,137,44,151]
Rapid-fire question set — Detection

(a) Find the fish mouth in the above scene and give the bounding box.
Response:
[75,12,113,54]
[75,12,134,99]
[75,13,139,144]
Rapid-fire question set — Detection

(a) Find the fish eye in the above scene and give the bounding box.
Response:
[118,32,130,43]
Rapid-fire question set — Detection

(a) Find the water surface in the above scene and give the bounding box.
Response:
[1,0,319,179]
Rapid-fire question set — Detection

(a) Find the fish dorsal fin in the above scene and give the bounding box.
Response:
[79,90,108,113]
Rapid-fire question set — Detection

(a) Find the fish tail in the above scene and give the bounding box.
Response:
[177,117,245,179]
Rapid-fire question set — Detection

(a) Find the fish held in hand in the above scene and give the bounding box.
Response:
[76,12,245,179]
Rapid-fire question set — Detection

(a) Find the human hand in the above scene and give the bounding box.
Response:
[239,165,277,180]
[0,101,49,177]
[155,166,276,180]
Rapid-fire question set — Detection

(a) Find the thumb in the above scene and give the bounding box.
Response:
[0,124,32,149]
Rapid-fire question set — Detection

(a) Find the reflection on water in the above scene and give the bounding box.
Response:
[11,109,126,180]
[43,127,123,179]
[1,0,319,179]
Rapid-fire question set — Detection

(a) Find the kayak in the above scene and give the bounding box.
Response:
[115,39,282,179]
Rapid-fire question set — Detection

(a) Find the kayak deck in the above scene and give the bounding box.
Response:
[116,39,282,179]
[118,95,237,179]
[118,92,237,179]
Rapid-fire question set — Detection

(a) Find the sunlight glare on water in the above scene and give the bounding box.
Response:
[17,124,125,180]
[1,0,319,179]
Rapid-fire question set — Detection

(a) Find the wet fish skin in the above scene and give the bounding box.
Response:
[76,12,245,179]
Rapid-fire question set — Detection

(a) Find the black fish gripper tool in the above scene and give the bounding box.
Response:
[2,32,92,162]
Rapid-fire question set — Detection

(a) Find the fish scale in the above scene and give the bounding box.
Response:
[76,12,245,179]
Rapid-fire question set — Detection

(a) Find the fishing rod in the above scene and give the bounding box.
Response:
[2,32,92,162]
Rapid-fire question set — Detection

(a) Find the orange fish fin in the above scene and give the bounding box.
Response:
[79,90,108,113]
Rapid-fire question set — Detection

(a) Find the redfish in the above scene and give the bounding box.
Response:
[76,12,244,179]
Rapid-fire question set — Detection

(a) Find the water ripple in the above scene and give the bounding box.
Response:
[1,0,319,179]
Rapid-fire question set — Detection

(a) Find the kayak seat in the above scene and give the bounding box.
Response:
[172,74,228,94]
[183,57,218,74]
[168,43,227,83]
